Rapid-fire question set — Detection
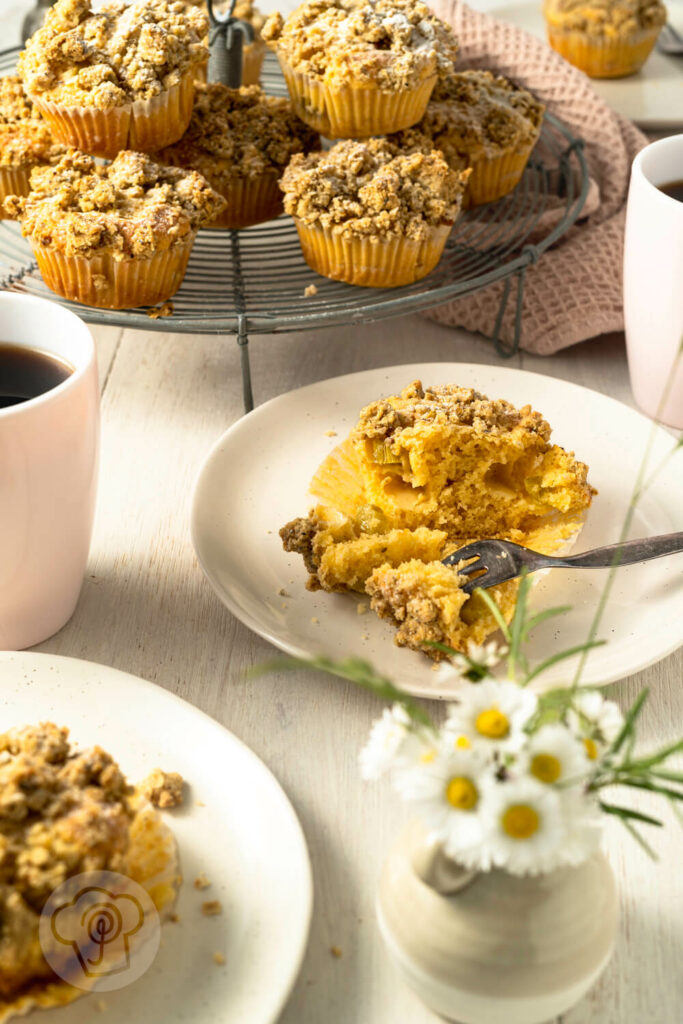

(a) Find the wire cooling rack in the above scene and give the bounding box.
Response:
[0,46,589,411]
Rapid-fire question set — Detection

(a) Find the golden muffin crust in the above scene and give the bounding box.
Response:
[543,0,666,35]
[157,84,319,185]
[280,137,469,242]
[18,0,208,107]
[262,0,458,90]
[394,70,544,164]
[5,149,225,259]
[0,76,65,170]
[0,723,135,1002]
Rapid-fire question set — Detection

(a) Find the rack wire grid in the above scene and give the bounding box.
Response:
[0,47,589,411]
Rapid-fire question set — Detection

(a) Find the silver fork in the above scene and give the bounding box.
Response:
[442,532,683,595]
[657,22,683,55]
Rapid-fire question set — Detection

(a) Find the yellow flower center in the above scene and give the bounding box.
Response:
[584,738,599,760]
[455,735,471,750]
[445,776,479,811]
[530,753,562,784]
[502,804,540,839]
[475,707,510,739]
[420,749,436,764]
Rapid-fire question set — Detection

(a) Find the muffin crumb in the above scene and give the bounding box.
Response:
[140,768,185,808]
[202,900,223,916]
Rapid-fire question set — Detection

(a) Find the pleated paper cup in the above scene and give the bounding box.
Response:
[211,173,282,228]
[293,220,452,287]
[546,24,661,77]
[30,70,197,160]
[279,57,436,138]
[0,165,32,217]
[242,40,266,85]
[466,145,536,206]
[31,235,196,309]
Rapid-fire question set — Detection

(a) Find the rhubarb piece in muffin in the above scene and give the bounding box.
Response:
[0,76,65,216]
[394,71,545,206]
[157,84,319,228]
[4,149,225,309]
[543,0,666,77]
[262,0,458,138]
[18,0,208,159]
[280,137,469,286]
[0,723,179,1020]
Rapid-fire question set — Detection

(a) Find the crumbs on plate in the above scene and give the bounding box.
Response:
[202,900,223,916]
[194,872,211,890]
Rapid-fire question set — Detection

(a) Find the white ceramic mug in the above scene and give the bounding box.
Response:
[623,134,683,429]
[0,294,99,649]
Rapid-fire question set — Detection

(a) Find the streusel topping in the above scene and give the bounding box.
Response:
[4,149,225,258]
[543,0,666,34]
[18,0,208,107]
[354,380,552,442]
[0,75,65,169]
[262,0,458,90]
[157,84,319,184]
[394,71,544,163]
[280,138,468,241]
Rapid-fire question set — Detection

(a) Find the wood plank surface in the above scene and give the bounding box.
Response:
[31,316,682,1024]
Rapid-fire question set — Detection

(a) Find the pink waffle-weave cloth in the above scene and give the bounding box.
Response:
[425,0,648,354]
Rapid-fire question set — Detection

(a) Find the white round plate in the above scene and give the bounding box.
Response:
[0,651,312,1024]
[486,0,683,129]
[191,363,683,699]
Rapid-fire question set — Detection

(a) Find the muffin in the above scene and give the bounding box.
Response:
[280,137,469,287]
[393,71,545,206]
[183,0,267,85]
[18,0,208,159]
[281,379,595,658]
[543,0,667,77]
[157,83,319,228]
[262,0,459,138]
[0,723,179,1020]
[4,149,226,309]
[0,76,65,216]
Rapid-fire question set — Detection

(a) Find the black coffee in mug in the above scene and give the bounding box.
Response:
[657,180,683,203]
[0,343,73,409]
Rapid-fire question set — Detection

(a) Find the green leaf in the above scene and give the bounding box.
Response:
[599,801,663,827]
[507,572,532,679]
[650,769,683,784]
[608,778,683,802]
[621,738,683,770]
[470,586,512,642]
[524,641,607,685]
[522,605,572,638]
[608,689,650,756]
[618,817,660,860]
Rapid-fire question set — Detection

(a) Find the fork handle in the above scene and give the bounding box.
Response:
[547,531,683,570]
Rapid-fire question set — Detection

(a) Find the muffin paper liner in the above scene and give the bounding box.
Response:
[293,221,453,287]
[0,166,32,217]
[211,173,283,229]
[31,235,196,310]
[467,145,537,206]
[31,70,197,160]
[279,58,436,138]
[545,25,661,77]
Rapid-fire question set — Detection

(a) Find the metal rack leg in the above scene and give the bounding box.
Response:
[237,314,254,414]
[490,265,528,359]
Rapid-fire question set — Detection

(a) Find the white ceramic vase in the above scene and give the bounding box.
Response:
[377,822,618,1024]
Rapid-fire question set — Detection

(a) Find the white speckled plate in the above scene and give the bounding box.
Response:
[487,0,683,129]
[191,363,683,699]
[0,651,312,1024]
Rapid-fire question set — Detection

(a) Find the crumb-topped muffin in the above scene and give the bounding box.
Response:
[18,0,208,158]
[543,0,666,76]
[5,149,225,309]
[157,83,319,228]
[0,75,65,216]
[281,380,594,658]
[394,71,545,206]
[280,137,469,286]
[0,723,179,1020]
[262,0,458,137]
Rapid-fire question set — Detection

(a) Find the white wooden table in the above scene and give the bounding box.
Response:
[5,5,683,1022]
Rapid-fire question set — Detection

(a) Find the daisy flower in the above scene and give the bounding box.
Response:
[525,724,591,789]
[567,690,624,761]
[444,680,538,754]
[394,748,491,869]
[439,640,508,685]
[359,703,432,780]
[482,776,566,876]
